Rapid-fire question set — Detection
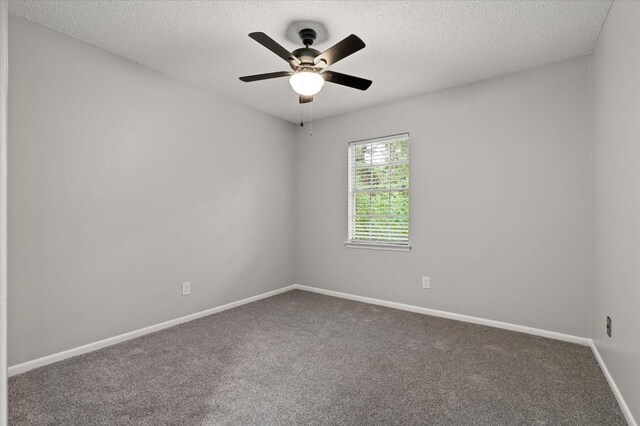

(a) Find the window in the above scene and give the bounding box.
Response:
[346,133,410,251]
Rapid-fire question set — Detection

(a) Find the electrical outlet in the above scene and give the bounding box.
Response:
[422,276,430,289]
[606,316,612,337]
[182,282,191,296]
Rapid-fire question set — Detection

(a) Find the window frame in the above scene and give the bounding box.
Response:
[345,133,411,252]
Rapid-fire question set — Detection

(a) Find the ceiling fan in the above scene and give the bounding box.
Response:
[239,28,372,104]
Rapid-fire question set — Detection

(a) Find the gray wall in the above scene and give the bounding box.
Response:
[294,57,591,337]
[8,16,296,365]
[590,0,640,421]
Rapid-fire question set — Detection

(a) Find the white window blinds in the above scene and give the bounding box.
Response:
[348,134,410,248]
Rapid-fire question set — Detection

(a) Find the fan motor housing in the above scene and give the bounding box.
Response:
[291,47,321,68]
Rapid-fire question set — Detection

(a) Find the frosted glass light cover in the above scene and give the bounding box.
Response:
[289,70,324,96]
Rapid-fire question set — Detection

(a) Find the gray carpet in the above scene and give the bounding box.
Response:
[9,289,625,425]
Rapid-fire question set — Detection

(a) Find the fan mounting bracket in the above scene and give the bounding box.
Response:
[285,21,329,47]
[299,28,316,46]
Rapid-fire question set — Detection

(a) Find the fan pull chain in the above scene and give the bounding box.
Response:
[300,104,304,127]
[298,101,313,136]
[309,101,313,136]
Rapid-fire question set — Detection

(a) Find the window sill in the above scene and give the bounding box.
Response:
[344,241,411,252]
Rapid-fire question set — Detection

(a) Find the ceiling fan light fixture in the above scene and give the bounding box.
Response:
[289,69,324,96]
[240,31,371,103]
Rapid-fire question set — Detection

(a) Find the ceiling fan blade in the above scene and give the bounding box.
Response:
[249,32,300,67]
[299,95,313,104]
[314,34,365,67]
[322,71,372,91]
[239,71,293,82]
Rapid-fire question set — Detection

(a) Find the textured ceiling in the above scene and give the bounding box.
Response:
[9,1,612,123]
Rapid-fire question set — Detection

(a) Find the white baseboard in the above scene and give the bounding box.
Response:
[292,284,590,346]
[8,285,297,377]
[590,341,637,426]
[10,283,589,378]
